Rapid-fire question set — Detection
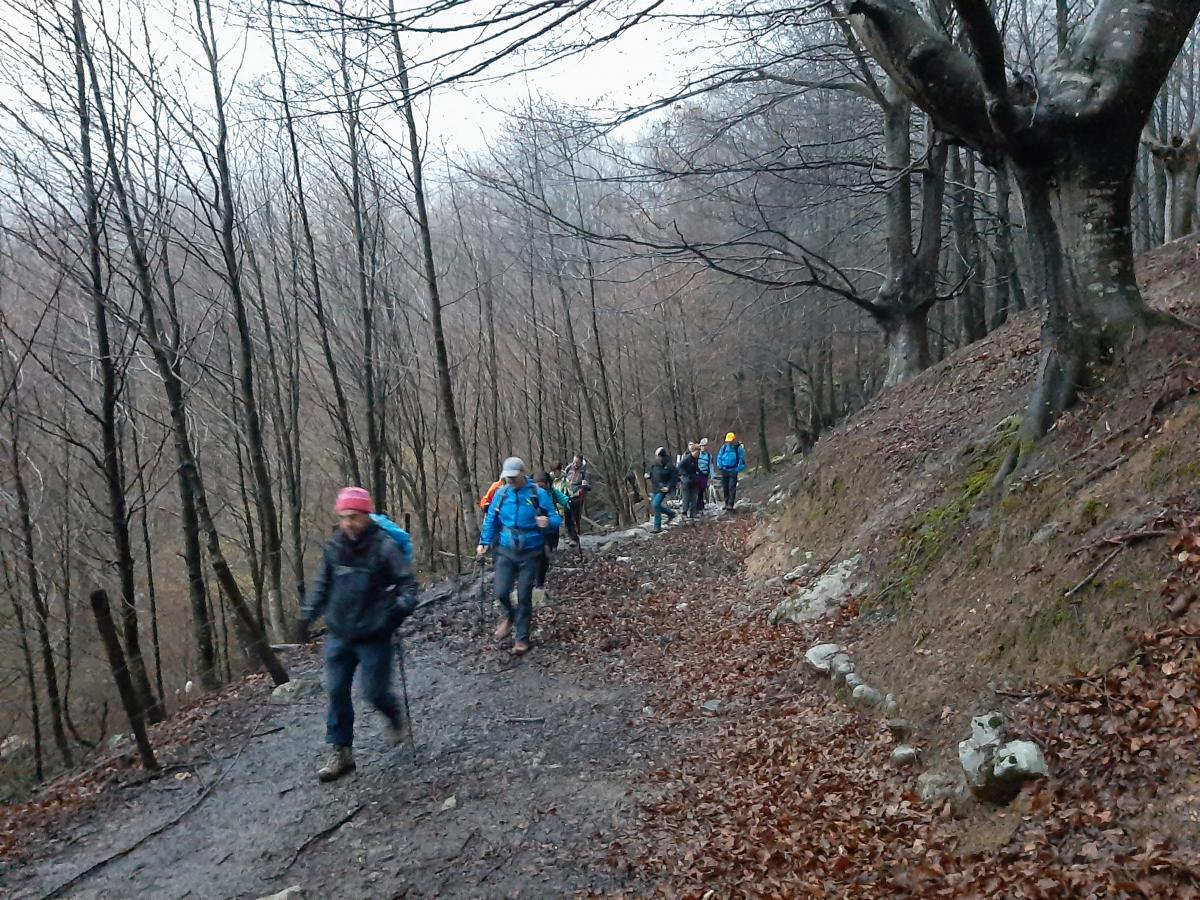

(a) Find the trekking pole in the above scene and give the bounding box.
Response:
[475,555,487,633]
[396,632,416,757]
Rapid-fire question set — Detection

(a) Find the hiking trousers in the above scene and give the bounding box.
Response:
[651,490,676,530]
[325,634,399,747]
[721,472,739,507]
[682,477,702,517]
[494,546,541,641]
[536,530,560,588]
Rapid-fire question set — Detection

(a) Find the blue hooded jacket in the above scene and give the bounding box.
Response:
[480,481,562,552]
[717,442,746,473]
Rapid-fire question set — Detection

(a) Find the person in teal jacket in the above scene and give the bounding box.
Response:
[477,457,562,655]
[716,432,747,510]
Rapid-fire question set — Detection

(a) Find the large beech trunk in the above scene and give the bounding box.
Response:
[848,0,1200,473]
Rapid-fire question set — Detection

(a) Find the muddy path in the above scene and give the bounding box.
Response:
[5,512,730,900]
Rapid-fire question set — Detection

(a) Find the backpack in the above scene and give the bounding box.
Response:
[369,513,413,566]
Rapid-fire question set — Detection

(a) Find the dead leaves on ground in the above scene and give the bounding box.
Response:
[556,519,1200,897]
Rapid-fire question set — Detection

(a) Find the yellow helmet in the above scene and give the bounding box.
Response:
[725,432,736,442]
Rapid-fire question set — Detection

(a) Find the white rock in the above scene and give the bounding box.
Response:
[616,556,632,563]
[993,740,1048,780]
[783,564,811,582]
[890,745,919,766]
[830,654,855,678]
[441,795,458,811]
[257,887,304,900]
[701,699,721,713]
[271,679,322,704]
[958,712,1046,803]
[0,735,31,760]
[803,643,842,674]
[768,555,867,625]
[852,684,883,708]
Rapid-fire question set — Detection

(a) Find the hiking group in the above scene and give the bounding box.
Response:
[297,435,745,781]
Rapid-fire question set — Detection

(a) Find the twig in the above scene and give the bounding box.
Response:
[1064,547,1124,602]
[504,716,546,725]
[276,803,365,877]
[42,708,271,899]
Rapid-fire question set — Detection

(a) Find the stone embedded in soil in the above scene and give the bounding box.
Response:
[958,712,1047,803]
[441,795,458,811]
[701,699,722,713]
[768,555,867,625]
[783,563,811,582]
[270,679,322,704]
[882,694,900,718]
[803,643,842,674]
[890,745,919,766]
[844,672,864,691]
[830,654,855,678]
[982,740,1049,803]
[852,684,883,708]
[257,887,304,900]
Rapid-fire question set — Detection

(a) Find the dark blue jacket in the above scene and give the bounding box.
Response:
[480,482,562,552]
[302,522,418,641]
[717,442,746,473]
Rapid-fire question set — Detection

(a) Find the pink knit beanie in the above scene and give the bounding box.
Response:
[334,486,374,514]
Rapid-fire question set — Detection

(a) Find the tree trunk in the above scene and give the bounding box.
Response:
[3,547,44,781]
[89,591,158,771]
[387,7,479,536]
[195,0,286,644]
[77,16,289,687]
[880,306,932,386]
[8,411,72,767]
[71,2,162,723]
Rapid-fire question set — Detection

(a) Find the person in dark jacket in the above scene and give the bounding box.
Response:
[477,457,562,655]
[533,471,571,604]
[561,454,590,547]
[677,443,702,519]
[300,487,420,782]
[645,447,678,533]
[717,432,747,510]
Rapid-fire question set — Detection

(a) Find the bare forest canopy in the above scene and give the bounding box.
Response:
[1,0,1200,791]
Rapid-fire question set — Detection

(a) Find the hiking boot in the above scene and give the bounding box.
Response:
[512,640,531,656]
[494,618,513,639]
[317,745,355,782]
[385,709,411,745]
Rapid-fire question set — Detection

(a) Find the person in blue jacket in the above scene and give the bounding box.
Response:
[476,457,562,655]
[717,432,747,510]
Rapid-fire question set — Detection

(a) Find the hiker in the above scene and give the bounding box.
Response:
[717,432,747,510]
[299,487,419,782]
[533,471,571,602]
[697,438,714,511]
[479,477,503,518]
[562,454,590,546]
[677,442,702,519]
[477,457,561,655]
[645,447,678,533]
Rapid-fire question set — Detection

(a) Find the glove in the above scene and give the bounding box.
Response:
[296,620,312,644]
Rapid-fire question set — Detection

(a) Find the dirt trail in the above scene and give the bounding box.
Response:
[4,513,725,900]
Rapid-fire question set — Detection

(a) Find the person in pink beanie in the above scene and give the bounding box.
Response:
[299,487,419,781]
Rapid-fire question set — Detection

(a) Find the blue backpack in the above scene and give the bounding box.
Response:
[370,513,413,566]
